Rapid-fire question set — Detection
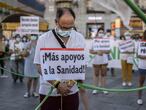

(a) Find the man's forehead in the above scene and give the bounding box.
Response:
[59,14,75,26]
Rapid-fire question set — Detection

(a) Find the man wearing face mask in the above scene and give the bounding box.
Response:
[34,8,87,110]
[9,35,24,83]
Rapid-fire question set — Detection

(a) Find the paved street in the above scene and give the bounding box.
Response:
[0,67,146,110]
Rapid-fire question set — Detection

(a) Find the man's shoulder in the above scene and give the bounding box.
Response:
[72,30,85,40]
[38,31,52,40]
[74,30,84,37]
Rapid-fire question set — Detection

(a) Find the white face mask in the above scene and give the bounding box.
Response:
[107,33,110,36]
[125,35,131,40]
[31,36,37,41]
[57,29,71,37]
[98,33,104,37]
[16,38,21,42]
[23,38,27,41]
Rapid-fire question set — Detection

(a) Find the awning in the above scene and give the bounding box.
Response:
[0,2,43,17]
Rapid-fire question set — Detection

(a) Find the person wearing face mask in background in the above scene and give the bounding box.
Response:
[22,35,32,52]
[23,35,39,98]
[9,34,24,83]
[119,32,135,87]
[22,35,27,43]
[105,29,114,39]
[90,28,110,95]
[34,8,87,110]
[105,29,115,77]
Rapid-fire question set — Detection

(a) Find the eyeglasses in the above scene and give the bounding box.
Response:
[58,23,74,31]
[98,32,104,34]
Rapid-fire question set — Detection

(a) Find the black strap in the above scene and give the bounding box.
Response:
[52,29,66,48]
[52,29,81,83]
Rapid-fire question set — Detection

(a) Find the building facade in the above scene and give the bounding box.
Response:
[44,0,117,38]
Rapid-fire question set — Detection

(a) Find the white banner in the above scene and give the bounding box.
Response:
[40,48,86,81]
[20,16,39,34]
[92,38,110,51]
[119,40,134,53]
[138,41,146,56]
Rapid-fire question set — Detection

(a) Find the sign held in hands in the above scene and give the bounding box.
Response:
[40,48,86,81]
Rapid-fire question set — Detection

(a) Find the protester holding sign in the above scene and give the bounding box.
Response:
[90,28,110,94]
[119,32,135,87]
[34,8,88,110]
[137,30,146,105]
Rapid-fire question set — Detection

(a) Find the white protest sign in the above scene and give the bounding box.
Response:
[87,39,138,70]
[138,41,146,56]
[40,48,86,81]
[119,40,134,53]
[92,38,110,51]
[20,16,39,34]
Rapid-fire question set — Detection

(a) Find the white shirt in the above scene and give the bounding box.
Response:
[10,41,24,52]
[34,30,86,96]
[22,42,31,49]
[9,41,25,60]
[90,38,108,65]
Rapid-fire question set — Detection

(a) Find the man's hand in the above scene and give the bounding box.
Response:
[89,50,97,55]
[122,51,134,54]
[66,80,76,89]
[57,82,72,96]
[102,50,110,54]
[97,51,103,56]
[138,55,146,59]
